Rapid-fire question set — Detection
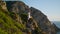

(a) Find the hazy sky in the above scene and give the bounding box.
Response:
[21,0,60,21]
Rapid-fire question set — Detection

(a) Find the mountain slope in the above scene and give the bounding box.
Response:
[0,5,25,34]
[0,1,57,34]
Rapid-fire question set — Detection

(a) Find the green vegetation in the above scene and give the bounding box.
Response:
[20,13,28,22]
[0,6,26,34]
[0,3,43,34]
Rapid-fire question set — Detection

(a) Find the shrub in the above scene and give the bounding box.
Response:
[20,13,28,22]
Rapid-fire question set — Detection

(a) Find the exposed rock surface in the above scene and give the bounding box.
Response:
[30,7,56,34]
[0,1,7,11]
[0,1,57,34]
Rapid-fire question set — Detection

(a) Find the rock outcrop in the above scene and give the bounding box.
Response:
[0,1,7,11]
[0,1,57,34]
[30,7,56,34]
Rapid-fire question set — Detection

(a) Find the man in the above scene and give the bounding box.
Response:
[28,11,31,20]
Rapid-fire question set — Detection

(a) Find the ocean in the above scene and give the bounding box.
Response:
[57,31,60,34]
[52,21,60,34]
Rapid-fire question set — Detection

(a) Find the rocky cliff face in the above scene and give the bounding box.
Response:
[30,7,57,34]
[0,1,56,34]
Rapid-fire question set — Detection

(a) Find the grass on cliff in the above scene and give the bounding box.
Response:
[0,7,26,34]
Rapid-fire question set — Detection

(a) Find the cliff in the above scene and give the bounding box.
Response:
[0,1,56,34]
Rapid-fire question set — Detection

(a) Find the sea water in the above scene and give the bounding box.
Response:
[57,31,60,34]
[52,21,60,34]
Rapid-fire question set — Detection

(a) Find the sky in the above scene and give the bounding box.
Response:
[3,0,60,21]
[20,0,60,21]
